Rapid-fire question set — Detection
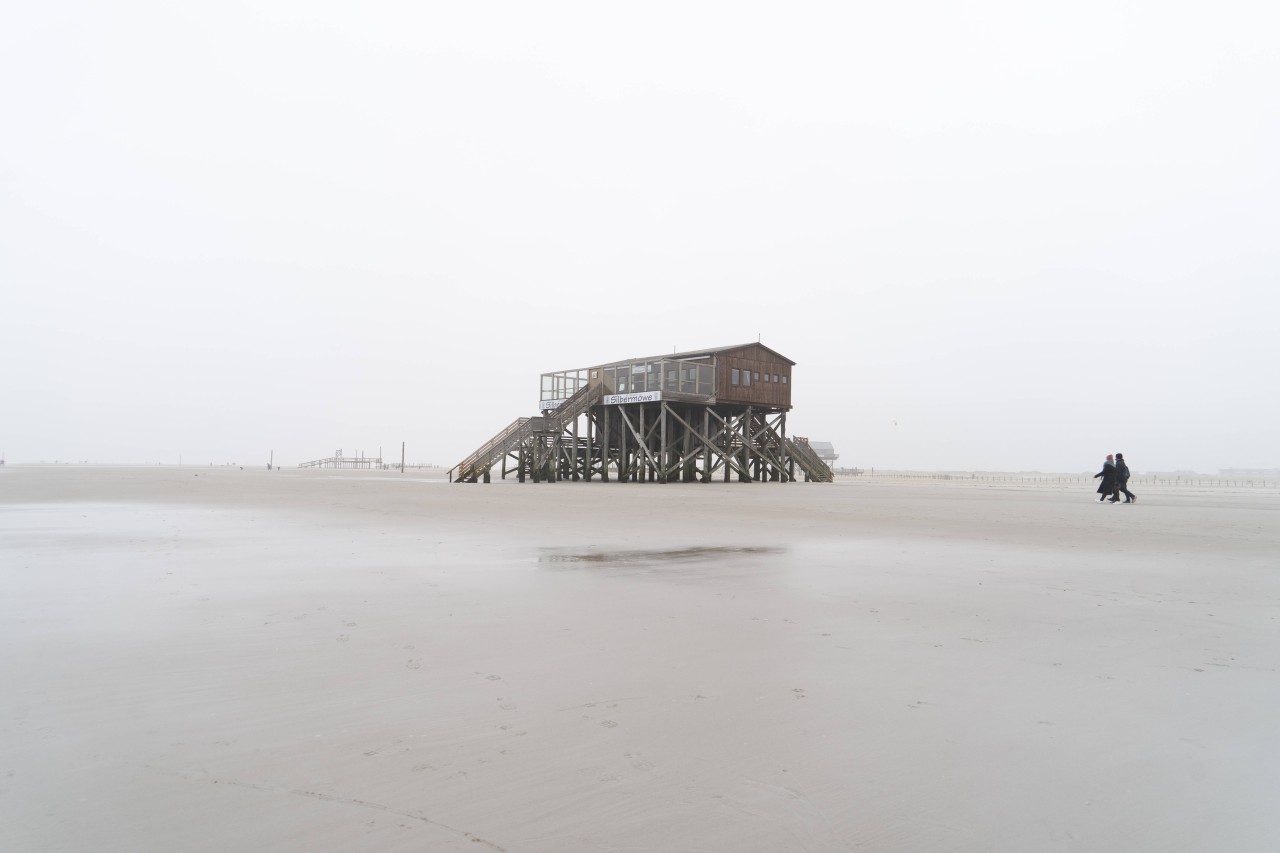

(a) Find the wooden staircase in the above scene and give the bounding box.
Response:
[449,384,602,483]
[786,436,835,482]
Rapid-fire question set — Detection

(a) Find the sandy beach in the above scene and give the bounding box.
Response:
[2,465,1278,851]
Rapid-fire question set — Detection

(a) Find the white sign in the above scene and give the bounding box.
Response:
[603,391,662,405]
[538,399,567,411]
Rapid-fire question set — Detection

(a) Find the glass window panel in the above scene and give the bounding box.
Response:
[731,368,740,385]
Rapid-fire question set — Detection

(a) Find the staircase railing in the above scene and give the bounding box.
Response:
[450,385,605,482]
[786,437,835,482]
[450,417,538,482]
[544,382,602,429]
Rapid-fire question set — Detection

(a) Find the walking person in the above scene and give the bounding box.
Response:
[1093,454,1118,502]
[1114,452,1136,503]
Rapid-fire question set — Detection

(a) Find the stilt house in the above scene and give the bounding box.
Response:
[450,342,832,483]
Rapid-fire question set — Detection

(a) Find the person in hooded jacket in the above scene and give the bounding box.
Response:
[1114,452,1136,503]
[1093,454,1118,502]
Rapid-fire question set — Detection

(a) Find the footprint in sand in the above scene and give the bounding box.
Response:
[405,659,422,670]
[600,720,618,728]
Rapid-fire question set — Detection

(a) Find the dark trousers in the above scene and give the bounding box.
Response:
[1115,479,1135,502]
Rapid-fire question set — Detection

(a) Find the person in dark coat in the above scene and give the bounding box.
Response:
[1093,454,1117,501]
[1114,452,1136,503]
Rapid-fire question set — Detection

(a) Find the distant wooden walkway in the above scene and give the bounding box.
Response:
[298,453,383,469]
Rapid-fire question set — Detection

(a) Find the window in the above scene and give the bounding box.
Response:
[753,372,760,381]
[731,368,740,385]
[782,375,788,384]
[743,371,751,386]
[772,375,778,383]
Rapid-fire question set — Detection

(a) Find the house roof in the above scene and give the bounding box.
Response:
[598,342,796,368]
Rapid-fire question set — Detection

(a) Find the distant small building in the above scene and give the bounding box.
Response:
[808,441,838,465]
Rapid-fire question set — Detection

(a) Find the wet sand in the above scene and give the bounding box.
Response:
[2,466,1278,851]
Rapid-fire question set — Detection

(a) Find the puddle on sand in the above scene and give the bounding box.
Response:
[539,545,783,568]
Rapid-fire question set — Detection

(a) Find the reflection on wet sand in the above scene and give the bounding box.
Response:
[539,545,783,567]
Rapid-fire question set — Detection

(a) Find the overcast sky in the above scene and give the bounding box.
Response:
[3,2,1277,472]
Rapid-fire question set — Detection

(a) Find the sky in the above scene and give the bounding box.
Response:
[3,1,1278,473]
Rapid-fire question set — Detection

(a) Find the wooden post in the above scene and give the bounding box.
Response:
[659,403,668,483]
[703,408,712,483]
[618,406,627,482]
[635,408,643,482]
[601,407,610,482]
[723,411,731,483]
[686,412,696,482]
[571,414,580,481]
